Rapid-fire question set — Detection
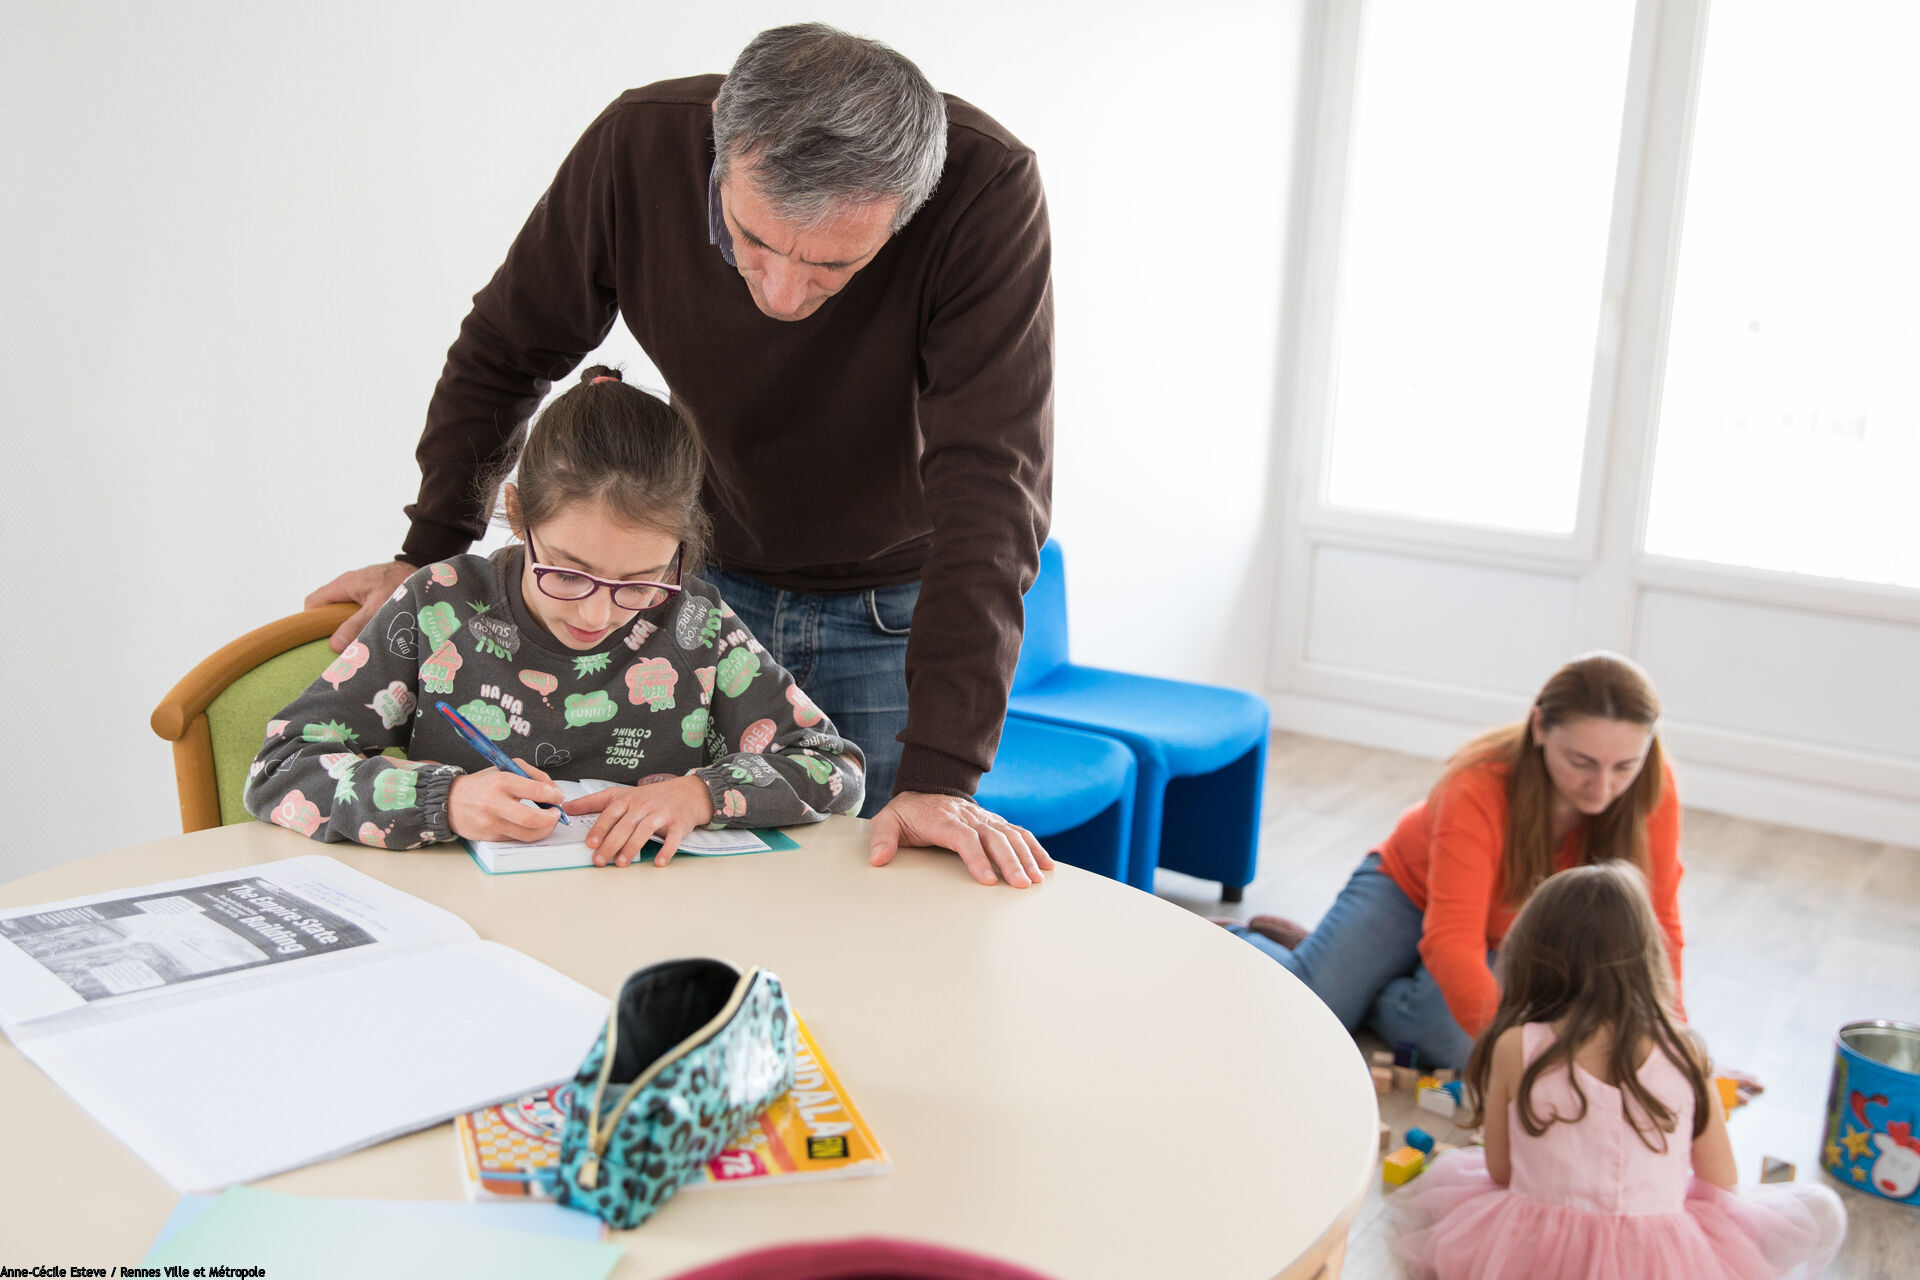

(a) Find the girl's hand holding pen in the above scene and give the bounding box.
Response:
[448,761,565,843]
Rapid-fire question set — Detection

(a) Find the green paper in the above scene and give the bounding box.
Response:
[143,1186,622,1279]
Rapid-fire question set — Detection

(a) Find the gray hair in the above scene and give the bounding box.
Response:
[712,23,947,233]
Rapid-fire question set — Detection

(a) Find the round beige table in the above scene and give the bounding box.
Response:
[0,819,1377,1278]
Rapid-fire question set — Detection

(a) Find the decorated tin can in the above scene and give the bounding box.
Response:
[1822,1020,1920,1204]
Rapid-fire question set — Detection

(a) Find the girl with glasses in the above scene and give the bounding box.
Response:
[246,365,864,862]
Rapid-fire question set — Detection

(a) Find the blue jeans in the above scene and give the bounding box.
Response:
[702,568,916,820]
[1231,853,1480,1070]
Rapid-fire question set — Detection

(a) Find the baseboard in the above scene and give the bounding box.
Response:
[1267,690,1920,851]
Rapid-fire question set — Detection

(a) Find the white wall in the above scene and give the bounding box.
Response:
[0,2,1302,880]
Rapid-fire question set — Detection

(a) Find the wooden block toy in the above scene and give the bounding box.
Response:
[1404,1126,1435,1154]
[1393,1041,1418,1068]
[1760,1156,1796,1184]
[1442,1079,1465,1104]
[1392,1066,1419,1091]
[1417,1074,1442,1091]
[1372,1065,1393,1095]
[1382,1146,1424,1186]
[1714,1076,1741,1115]
[1370,1049,1395,1068]
[1379,1122,1392,1154]
[1433,1068,1457,1084]
[1418,1086,1457,1119]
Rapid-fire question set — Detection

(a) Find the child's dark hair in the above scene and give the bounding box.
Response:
[483,365,710,571]
[1460,861,1711,1153]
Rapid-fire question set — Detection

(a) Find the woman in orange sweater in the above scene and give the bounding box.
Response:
[1226,652,1683,1069]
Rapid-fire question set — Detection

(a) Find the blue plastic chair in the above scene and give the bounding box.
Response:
[1006,540,1270,898]
[974,717,1135,882]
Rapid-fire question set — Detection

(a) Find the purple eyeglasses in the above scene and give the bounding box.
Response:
[524,529,684,610]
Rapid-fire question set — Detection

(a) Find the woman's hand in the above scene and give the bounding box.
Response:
[563,776,716,867]
[447,761,563,843]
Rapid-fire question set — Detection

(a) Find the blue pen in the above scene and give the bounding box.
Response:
[435,700,571,825]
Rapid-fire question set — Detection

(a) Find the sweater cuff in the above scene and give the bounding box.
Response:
[414,765,462,844]
[399,510,478,567]
[893,743,981,801]
[688,766,737,826]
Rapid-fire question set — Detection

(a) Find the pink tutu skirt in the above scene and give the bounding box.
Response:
[1391,1148,1847,1280]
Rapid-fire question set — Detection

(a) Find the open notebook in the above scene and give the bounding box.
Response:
[464,778,797,874]
[0,856,608,1191]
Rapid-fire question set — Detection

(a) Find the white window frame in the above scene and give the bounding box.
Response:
[1267,0,1920,830]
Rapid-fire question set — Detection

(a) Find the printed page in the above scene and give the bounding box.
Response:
[0,855,477,1032]
[23,940,609,1192]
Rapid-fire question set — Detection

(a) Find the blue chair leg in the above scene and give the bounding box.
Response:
[1158,738,1267,899]
[1123,750,1170,892]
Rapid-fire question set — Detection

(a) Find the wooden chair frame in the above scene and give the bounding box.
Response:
[150,604,355,833]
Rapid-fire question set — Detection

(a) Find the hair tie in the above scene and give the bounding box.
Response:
[592,374,621,385]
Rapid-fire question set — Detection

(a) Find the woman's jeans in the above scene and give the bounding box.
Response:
[1231,853,1479,1069]
[702,568,916,820]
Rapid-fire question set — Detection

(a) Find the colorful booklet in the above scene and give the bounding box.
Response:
[457,1016,889,1199]
[464,778,798,873]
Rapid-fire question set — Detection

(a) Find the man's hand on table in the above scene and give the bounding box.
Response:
[307,561,417,652]
[868,792,1055,888]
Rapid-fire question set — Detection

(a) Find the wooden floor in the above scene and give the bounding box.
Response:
[1154,731,1919,1280]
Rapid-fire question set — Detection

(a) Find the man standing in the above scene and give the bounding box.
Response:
[309,24,1055,887]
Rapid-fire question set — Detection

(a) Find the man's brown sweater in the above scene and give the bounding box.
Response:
[402,75,1053,798]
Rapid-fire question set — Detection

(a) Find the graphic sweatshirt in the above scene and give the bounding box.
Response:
[245,548,865,849]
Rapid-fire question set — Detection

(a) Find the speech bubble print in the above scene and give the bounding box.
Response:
[791,753,835,785]
[533,742,572,770]
[420,641,463,694]
[786,686,824,727]
[270,790,322,836]
[673,596,714,649]
[390,583,409,603]
[624,657,679,710]
[637,772,678,785]
[716,648,761,697]
[365,680,416,730]
[572,651,612,679]
[372,768,418,812]
[417,601,460,653]
[792,729,853,755]
[725,755,781,788]
[357,822,390,849]
[321,640,370,690]
[624,618,660,650]
[302,719,360,745]
[467,609,520,660]
[430,562,458,587]
[519,670,559,705]
[680,707,710,747]
[457,698,511,742]
[721,789,748,819]
[267,719,290,738]
[739,718,777,754]
[317,752,358,780]
[565,691,618,728]
[694,666,717,700]
[386,612,417,659]
[827,770,844,799]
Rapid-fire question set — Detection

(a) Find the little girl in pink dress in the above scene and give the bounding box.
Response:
[1393,863,1846,1280]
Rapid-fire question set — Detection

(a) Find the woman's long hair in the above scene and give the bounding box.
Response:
[1461,861,1711,1150]
[1434,652,1665,907]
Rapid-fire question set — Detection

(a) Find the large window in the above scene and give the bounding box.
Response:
[1644,1,1920,588]
[1322,0,1637,534]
